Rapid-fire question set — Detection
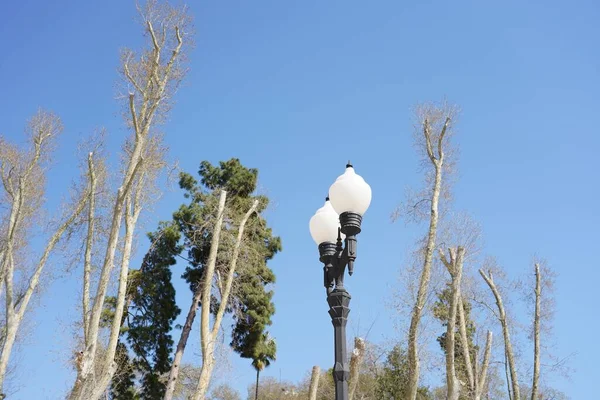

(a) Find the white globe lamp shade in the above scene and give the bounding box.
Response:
[309,198,341,245]
[329,163,372,215]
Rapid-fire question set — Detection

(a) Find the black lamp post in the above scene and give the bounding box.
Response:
[309,163,372,400]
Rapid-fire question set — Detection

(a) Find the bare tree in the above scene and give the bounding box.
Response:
[526,259,560,400]
[207,383,241,400]
[172,363,201,400]
[393,101,458,399]
[439,247,465,400]
[479,268,520,400]
[348,337,366,400]
[455,294,493,400]
[308,366,320,400]
[472,330,493,400]
[0,111,90,396]
[531,263,541,400]
[69,1,191,398]
[436,214,495,400]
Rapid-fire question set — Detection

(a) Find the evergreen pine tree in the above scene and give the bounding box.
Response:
[175,158,281,363]
[111,159,279,397]
[111,222,182,399]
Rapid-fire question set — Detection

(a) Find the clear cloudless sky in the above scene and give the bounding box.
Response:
[0,0,598,398]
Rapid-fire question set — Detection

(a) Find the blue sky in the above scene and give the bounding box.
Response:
[0,0,598,398]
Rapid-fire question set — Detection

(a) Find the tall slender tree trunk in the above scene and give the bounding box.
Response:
[82,153,96,344]
[407,162,442,399]
[192,199,259,400]
[70,8,187,396]
[474,331,493,400]
[163,190,227,400]
[441,247,464,400]
[254,369,260,400]
[71,158,144,400]
[531,263,541,400]
[88,191,142,400]
[0,122,88,394]
[480,269,520,400]
[348,337,365,400]
[457,297,475,394]
[0,313,18,390]
[0,186,88,393]
[504,351,512,400]
[194,355,215,400]
[72,185,131,399]
[163,284,202,400]
[308,366,320,400]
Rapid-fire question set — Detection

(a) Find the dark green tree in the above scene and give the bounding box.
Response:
[110,342,138,400]
[376,345,432,400]
[174,158,281,365]
[110,222,183,399]
[110,159,279,397]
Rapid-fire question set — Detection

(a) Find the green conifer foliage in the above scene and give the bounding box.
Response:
[111,159,279,397]
[175,158,280,371]
[111,222,182,399]
[375,345,432,400]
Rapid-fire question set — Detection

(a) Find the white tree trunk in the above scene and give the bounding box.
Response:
[163,283,203,400]
[90,188,142,399]
[480,269,520,400]
[73,186,131,398]
[82,153,96,343]
[70,8,187,397]
[194,352,215,400]
[69,168,137,400]
[457,296,475,394]
[0,116,69,393]
[407,162,442,399]
[474,331,493,400]
[308,366,320,400]
[406,114,453,400]
[531,263,541,400]
[0,189,22,283]
[348,337,365,400]
[441,247,464,400]
[163,190,227,400]
[69,2,187,394]
[0,310,18,390]
[192,199,259,400]
[0,185,88,391]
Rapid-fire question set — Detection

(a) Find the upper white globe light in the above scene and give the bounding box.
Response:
[328,164,372,215]
[309,199,341,245]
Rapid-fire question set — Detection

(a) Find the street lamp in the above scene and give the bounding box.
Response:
[309,163,371,400]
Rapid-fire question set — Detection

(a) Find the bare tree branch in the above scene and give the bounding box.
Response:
[479,268,520,400]
[82,153,97,343]
[531,263,541,400]
[403,101,458,400]
[437,117,451,160]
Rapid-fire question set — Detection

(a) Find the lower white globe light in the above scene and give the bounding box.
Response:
[328,163,372,215]
[309,198,341,245]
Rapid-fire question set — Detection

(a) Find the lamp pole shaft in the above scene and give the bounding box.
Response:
[328,289,351,400]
